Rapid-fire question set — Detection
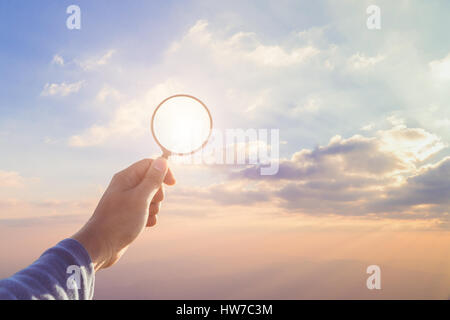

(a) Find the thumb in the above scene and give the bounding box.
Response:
[137,157,168,198]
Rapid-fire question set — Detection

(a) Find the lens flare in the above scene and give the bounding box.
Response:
[152,95,212,156]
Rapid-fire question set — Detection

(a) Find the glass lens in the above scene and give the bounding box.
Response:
[152,96,211,155]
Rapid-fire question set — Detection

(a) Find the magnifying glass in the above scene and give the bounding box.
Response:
[151,94,213,159]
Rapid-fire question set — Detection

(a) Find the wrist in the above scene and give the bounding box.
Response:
[72,223,111,271]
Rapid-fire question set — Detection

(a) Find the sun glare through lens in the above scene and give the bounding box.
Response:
[152,95,212,155]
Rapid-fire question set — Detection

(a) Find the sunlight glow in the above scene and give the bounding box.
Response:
[153,96,211,154]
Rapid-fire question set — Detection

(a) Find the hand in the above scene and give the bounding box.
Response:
[72,158,176,271]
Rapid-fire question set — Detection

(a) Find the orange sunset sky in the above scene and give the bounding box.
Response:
[1,0,449,299]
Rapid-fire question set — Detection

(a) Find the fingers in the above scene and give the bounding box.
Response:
[115,159,176,190]
[147,203,161,227]
[137,157,168,198]
[146,214,158,227]
[111,159,151,191]
[149,202,161,215]
[123,159,152,183]
[152,187,165,203]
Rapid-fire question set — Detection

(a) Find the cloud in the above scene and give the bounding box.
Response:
[51,54,64,66]
[291,97,321,114]
[49,50,115,70]
[78,49,116,71]
[0,198,95,220]
[168,20,319,68]
[62,17,450,228]
[40,80,85,97]
[361,123,375,131]
[0,171,26,188]
[435,118,450,128]
[370,157,450,213]
[67,20,326,147]
[69,79,182,147]
[96,85,122,103]
[172,181,272,206]
[377,124,446,163]
[237,124,445,181]
[0,214,85,227]
[348,53,385,69]
[68,18,449,153]
[430,52,450,80]
[177,123,449,226]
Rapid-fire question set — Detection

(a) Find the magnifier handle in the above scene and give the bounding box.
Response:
[161,149,171,159]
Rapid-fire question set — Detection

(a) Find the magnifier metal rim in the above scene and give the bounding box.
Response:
[151,94,213,157]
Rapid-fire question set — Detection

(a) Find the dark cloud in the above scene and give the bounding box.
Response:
[233,134,409,181]
[369,157,450,213]
[200,126,449,226]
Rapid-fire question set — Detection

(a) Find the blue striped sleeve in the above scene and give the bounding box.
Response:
[0,238,95,300]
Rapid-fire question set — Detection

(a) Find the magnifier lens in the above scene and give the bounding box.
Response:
[152,96,212,155]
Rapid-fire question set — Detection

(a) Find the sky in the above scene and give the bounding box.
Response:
[0,0,449,299]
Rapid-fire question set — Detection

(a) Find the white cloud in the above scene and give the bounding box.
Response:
[41,80,85,97]
[387,115,405,127]
[78,49,116,71]
[69,79,183,147]
[435,118,450,128]
[429,52,450,80]
[361,123,375,131]
[292,97,321,114]
[96,85,122,102]
[43,137,60,145]
[348,52,385,69]
[50,50,115,70]
[0,171,26,188]
[377,124,447,163]
[69,125,110,147]
[169,20,319,67]
[246,43,319,67]
[67,18,450,160]
[51,54,64,66]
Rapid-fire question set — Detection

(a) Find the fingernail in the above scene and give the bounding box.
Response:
[153,157,167,172]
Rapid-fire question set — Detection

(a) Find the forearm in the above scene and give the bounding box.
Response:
[0,238,95,300]
[72,221,112,272]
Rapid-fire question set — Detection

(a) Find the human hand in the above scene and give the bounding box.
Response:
[72,158,176,271]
